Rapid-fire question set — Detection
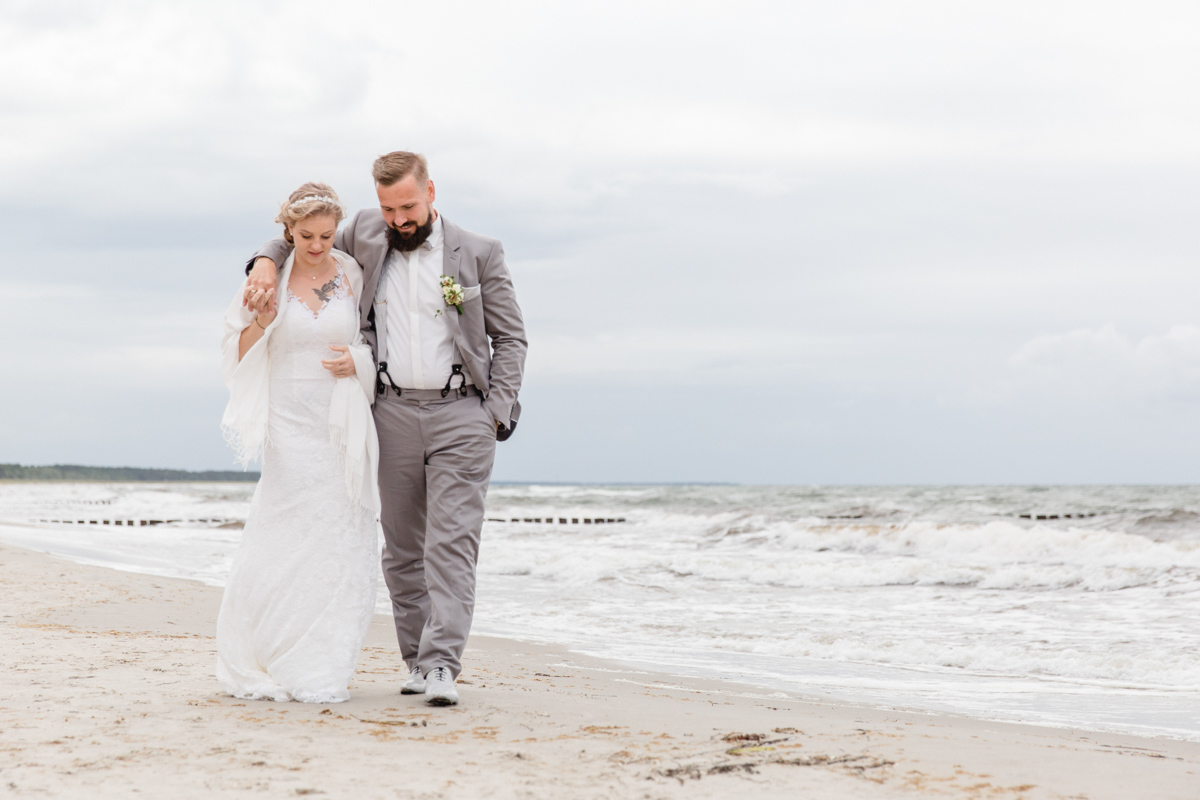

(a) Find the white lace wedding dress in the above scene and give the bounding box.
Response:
[217,263,379,703]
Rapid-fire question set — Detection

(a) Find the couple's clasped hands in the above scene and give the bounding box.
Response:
[243,260,279,328]
[243,257,278,313]
[242,263,356,380]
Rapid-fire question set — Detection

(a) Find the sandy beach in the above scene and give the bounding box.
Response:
[1,542,1197,799]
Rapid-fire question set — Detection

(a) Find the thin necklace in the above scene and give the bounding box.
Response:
[299,255,333,281]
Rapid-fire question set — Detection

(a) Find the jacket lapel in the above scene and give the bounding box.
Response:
[442,216,464,344]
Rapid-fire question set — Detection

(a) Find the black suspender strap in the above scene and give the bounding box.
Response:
[376,361,400,397]
[441,364,468,398]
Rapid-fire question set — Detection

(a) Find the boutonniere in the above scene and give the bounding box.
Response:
[438,275,464,316]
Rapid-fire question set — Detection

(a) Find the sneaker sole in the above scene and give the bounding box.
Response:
[400,686,426,695]
[425,695,458,706]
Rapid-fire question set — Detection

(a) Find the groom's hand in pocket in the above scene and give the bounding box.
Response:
[321,346,356,379]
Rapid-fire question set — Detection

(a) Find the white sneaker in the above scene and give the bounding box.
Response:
[424,666,459,706]
[400,664,426,695]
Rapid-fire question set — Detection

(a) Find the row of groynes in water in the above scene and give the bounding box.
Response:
[32,516,627,526]
[488,517,627,524]
[34,514,1097,526]
[1019,513,1099,520]
[34,518,237,526]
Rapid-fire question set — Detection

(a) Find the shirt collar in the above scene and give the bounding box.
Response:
[422,212,443,252]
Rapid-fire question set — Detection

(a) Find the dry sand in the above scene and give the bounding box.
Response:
[1,542,1197,799]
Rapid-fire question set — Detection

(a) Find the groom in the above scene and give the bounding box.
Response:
[244,151,527,706]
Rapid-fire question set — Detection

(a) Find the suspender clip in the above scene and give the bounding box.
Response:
[441,364,468,398]
[376,361,400,397]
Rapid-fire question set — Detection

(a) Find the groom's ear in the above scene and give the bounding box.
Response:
[427,179,436,205]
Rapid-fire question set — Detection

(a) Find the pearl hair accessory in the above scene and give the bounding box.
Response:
[292,195,335,206]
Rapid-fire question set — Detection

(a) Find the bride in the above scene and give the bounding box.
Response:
[217,183,380,703]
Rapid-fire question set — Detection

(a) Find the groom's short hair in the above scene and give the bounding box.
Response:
[372,151,429,187]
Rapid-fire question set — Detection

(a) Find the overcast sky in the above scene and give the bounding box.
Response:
[4,0,1200,483]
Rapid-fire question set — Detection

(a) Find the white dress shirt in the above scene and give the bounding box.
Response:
[374,214,466,391]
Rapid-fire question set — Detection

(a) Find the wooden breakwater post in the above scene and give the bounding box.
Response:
[1017,513,1098,520]
[484,517,627,525]
[34,518,231,527]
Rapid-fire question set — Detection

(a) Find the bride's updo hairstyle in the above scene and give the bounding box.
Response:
[275,182,346,244]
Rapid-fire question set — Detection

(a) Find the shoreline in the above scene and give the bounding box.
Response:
[4,515,1197,744]
[492,637,1200,745]
[2,542,1199,798]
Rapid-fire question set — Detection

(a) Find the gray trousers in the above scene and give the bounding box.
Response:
[374,389,496,679]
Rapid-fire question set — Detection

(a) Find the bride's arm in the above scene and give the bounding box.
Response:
[333,259,378,403]
[319,268,360,378]
[237,290,277,361]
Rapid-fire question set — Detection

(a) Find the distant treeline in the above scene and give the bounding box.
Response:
[0,464,259,482]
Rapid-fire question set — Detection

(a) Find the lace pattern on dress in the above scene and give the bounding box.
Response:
[286,261,353,320]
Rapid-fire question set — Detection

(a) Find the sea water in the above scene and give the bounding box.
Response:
[1,482,1198,739]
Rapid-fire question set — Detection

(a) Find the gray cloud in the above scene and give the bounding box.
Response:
[4,0,1200,482]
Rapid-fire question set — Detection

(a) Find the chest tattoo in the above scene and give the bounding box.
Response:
[313,277,340,304]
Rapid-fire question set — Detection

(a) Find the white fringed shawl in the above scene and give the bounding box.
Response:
[220,251,380,517]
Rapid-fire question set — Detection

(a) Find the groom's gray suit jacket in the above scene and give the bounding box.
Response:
[253,210,527,434]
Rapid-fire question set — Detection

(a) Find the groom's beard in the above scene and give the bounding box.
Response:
[386,210,435,252]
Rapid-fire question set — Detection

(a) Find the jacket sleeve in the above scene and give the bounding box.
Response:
[244,237,293,275]
[479,240,528,427]
[335,213,356,255]
[243,211,362,274]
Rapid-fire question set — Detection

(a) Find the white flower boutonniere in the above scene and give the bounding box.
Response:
[438,275,464,316]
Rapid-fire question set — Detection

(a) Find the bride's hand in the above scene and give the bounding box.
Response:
[253,289,278,328]
[321,345,356,379]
